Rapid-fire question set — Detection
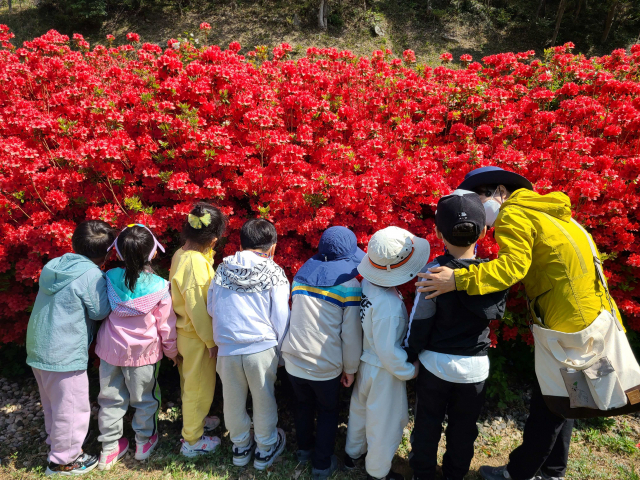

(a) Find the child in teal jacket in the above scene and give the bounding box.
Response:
[26,220,115,476]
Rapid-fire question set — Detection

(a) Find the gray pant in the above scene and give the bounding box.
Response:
[216,347,279,452]
[97,360,161,451]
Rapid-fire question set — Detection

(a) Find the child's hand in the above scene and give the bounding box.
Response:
[168,355,180,367]
[411,361,420,379]
[208,346,218,359]
[341,372,355,388]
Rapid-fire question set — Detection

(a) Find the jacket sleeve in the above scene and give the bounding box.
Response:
[155,294,178,359]
[404,288,437,363]
[269,281,291,351]
[455,206,535,296]
[183,285,216,348]
[341,304,362,375]
[83,271,111,321]
[372,315,416,381]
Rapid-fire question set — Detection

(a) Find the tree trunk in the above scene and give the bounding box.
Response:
[551,0,567,46]
[535,0,546,20]
[601,0,619,43]
[318,0,328,30]
[8,0,12,13]
[574,0,583,22]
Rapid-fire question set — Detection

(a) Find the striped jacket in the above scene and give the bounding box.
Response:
[281,278,363,380]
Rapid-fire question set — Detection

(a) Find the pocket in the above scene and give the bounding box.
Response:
[583,356,627,410]
[560,368,598,409]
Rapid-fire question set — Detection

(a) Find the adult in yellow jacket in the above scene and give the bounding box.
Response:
[170,203,228,457]
[417,167,622,480]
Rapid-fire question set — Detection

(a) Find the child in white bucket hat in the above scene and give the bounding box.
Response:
[344,226,430,480]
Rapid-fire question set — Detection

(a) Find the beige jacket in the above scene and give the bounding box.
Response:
[282,277,363,380]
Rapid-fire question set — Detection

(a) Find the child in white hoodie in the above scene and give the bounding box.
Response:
[344,226,430,480]
[207,218,290,470]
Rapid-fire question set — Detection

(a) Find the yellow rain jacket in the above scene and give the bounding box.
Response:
[454,189,622,333]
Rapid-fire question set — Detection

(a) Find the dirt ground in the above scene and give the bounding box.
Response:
[0,367,638,480]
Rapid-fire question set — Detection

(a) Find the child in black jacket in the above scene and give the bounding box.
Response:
[404,190,508,480]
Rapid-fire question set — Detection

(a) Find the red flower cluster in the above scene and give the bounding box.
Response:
[0,27,639,346]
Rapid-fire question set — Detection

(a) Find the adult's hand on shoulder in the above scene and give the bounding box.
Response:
[415,266,456,299]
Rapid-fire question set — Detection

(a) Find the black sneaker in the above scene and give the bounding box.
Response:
[344,453,366,470]
[45,452,99,476]
[232,435,256,467]
[253,428,286,470]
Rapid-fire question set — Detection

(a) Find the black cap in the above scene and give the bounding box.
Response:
[435,190,486,247]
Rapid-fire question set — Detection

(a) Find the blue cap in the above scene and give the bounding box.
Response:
[457,166,533,192]
[294,226,365,287]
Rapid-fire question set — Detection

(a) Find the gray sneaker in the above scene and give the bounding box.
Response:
[479,465,511,480]
[297,449,313,464]
[312,455,339,480]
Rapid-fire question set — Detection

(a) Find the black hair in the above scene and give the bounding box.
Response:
[72,220,116,259]
[117,226,155,291]
[240,218,277,251]
[181,202,228,248]
[473,184,516,197]
[445,222,480,247]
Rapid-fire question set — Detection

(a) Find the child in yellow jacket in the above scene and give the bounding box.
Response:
[170,202,228,457]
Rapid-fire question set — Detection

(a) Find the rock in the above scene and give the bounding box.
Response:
[441,33,459,43]
[293,13,301,28]
[373,24,385,37]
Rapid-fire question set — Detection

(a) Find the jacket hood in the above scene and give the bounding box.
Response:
[106,268,169,316]
[39,253,100,295]
[502,189,572,221]
[214,251,289,293]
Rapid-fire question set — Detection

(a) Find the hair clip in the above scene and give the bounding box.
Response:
[188,213,212,229]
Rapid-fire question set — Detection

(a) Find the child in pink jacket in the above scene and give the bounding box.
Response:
[95,224,178,470]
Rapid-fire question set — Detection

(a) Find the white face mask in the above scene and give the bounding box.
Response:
[484,187,502,227]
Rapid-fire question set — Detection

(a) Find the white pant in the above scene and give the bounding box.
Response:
[216,347,279,452]
[345,362,409,479]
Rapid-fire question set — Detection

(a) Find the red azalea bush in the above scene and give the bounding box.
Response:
[1,26,640,346]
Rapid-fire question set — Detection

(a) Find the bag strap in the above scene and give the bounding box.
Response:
[570,218,623,331]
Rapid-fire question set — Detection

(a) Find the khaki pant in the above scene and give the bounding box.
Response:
[216,347,279,452]
[345,362,409,479]
[178,335,217,445]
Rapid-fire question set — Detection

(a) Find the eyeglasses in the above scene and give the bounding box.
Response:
[107,224,165,262]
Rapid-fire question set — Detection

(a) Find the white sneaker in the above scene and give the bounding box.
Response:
[253,428,286,470]
[232,434,256,467]
[180,435,221,458]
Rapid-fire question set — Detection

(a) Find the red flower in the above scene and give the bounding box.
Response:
[199,22,212,31]
[126,32,140,43]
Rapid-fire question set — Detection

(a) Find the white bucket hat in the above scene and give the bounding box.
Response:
[357,226,431,287]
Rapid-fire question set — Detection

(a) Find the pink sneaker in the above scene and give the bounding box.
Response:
[135,433,158,461]
[98,438,129,471]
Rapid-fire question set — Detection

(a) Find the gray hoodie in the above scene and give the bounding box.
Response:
[26,253,111,372]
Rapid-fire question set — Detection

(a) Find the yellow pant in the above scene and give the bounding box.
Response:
[177,334,217,445]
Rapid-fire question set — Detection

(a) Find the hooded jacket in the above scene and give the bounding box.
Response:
[170,248,216,348]
[207,251,290,357]
[359,279,416,381]
[95,268,177,367]
[454,189,622,333]
[405,255,508,361]
[26,253,111,372]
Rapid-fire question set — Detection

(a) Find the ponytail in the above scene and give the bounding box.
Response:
[116,226,156,291]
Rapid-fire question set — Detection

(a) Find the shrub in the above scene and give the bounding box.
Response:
[0,27,639,347]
